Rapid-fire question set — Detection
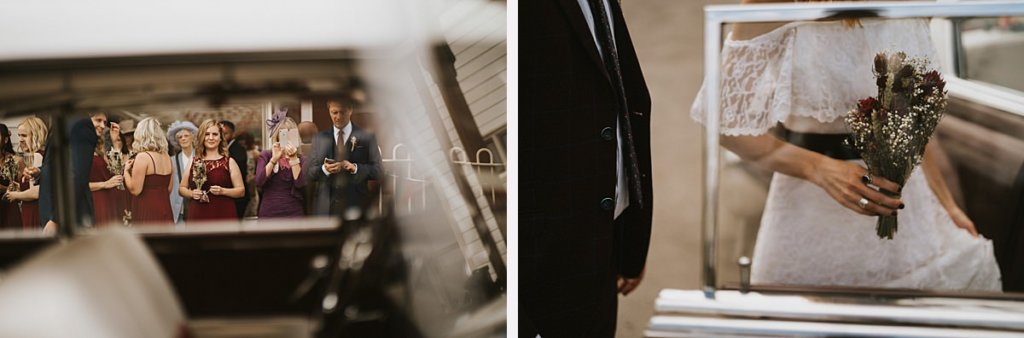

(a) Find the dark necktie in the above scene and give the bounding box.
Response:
[587,0,644,208]
[336,130,346,162]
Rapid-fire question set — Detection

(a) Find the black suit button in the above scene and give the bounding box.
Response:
[600,197,614,211]
[600,127,614,141]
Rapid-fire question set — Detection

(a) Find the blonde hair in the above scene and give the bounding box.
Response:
[195,119,227,158]
[18,116,48,153]
[132,118,169,154]
[270,117,301,153]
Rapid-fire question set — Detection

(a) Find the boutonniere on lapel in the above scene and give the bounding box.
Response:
[350,136,358,152]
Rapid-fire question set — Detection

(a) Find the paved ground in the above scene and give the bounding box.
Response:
[615,1,740,336]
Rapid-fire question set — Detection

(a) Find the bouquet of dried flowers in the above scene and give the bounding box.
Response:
[106,151,126,190]
[192,159,209,203]
[845,52,947,239]
[122,209,132,226]
[1,156,18,191]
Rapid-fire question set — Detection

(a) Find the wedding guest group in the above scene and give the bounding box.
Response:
[1,98,380,230]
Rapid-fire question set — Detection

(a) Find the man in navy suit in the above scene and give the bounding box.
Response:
[39,115,99,232]
[306,98,383,218]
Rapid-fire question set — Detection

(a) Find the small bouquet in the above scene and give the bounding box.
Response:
[192,159,209,203]
[1,156,18,191]
[106,151,126,190]
[845,52,947,239]
[122,209,132,226]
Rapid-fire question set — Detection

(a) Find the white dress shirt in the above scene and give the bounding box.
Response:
[577,0,629,219]
[322,121,356,176]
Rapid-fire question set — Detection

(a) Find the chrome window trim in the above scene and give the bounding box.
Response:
[701,0,1024,296]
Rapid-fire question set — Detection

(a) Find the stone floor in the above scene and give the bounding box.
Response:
[615,1,745,337]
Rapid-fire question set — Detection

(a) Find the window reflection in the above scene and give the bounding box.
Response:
[959,16,1024,92]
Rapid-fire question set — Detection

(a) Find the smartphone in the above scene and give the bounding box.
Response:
[324,158,336,164]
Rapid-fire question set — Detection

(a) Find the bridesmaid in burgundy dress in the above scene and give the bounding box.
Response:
[0,124,21,229]
[87,113,125,227]
[5,117,48,229]
[123,118,174,224]
[179,119,245,222]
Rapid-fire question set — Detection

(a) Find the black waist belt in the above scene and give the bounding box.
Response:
[783,130,861,160]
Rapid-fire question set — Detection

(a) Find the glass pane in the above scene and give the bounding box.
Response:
[706,17,1014,295]
[960,16,1024,92]
[0,2,506,335]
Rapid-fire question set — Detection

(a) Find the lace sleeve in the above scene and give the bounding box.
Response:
[690,27,796,136]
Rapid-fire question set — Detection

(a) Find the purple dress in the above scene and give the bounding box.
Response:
[255,150,306,218]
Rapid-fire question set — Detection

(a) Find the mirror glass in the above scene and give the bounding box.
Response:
[702,16,1023,295]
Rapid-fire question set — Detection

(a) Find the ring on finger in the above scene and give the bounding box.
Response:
[858,197,870,209]
[861,173,873,185]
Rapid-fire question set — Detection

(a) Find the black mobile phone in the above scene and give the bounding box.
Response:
[324,158,336,164]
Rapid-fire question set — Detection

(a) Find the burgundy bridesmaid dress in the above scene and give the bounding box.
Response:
[89,154,119,226]
[186,156,237,221]
[0,156,21,229]
[129,153,173,224]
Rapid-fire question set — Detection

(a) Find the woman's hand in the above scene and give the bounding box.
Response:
[191,189,203,200]
[22,167,40,179]
[106,175,123,189]
[209,185,223,196]
[271,142,283,162]
[284,145,297,159]
[947,207,979,237]
[4,190,21,202]
[123,159,135,177]
[810,158,903,216]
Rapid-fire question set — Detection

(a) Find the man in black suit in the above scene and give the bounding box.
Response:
[219,120,249,219]
[306,99,382,219]
[521,0,653,337]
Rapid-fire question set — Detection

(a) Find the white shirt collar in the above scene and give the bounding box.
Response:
[333,122,353,144]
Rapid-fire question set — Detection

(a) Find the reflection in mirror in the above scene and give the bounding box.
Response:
[696,17,1011,294]
[0,114,53,233]
[0,50,505,338]
[959,16,1024,93]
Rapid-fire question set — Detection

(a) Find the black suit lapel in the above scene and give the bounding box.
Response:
[555,0,611,84]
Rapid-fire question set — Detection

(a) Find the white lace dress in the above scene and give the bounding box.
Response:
[691,19,1002,291]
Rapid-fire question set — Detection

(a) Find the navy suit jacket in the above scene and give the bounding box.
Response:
[39,117,98,228]
[305,124,383,217]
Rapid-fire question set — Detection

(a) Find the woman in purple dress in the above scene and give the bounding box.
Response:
[179,119,245,222]
[255,116,306,218]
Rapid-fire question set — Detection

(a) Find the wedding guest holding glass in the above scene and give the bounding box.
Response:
[123,118,174,224]
[106,117,126,155]
[5,117,47,229]
[0,124,22,229]
[167,121,198,223]
[180,119,245,221]
[86,113,124,226]
[256,114,306,218]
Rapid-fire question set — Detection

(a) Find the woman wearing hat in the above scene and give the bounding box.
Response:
[167,120,198,223]
[255,112,306,218]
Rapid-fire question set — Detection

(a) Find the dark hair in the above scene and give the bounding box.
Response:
[236,132,255,150]
[218,120,236,132]
[0,123,12,155]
